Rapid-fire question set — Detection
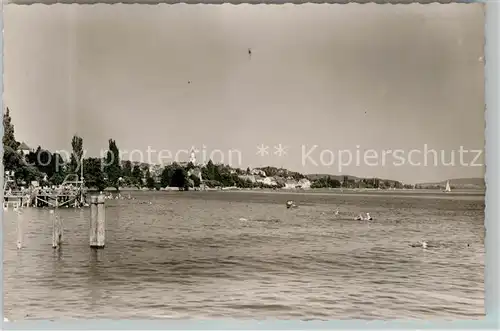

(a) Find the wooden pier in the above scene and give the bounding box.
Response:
[3,175,27,208]
[34,190,83,208]
[5,171,106,250]
[3,173,87,208]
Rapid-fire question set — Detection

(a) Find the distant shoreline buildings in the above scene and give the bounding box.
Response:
[4,108,481,192]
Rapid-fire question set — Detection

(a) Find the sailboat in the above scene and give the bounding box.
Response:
[444,180,451,193]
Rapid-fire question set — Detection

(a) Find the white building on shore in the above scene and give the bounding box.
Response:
[283,178,312,189]
[256,176,277,186]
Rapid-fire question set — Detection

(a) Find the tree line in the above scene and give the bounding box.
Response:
[3,108,308,191]
[3,108,404,191]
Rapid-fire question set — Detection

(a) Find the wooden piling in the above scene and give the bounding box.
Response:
[90,194,105,248]
[90,196,97,246]
[52,211,63,249]
[16,210,22,249]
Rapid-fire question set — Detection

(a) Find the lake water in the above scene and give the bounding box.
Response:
[3,190,485,320]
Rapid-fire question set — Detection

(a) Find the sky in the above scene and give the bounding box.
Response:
[4,4,485,183]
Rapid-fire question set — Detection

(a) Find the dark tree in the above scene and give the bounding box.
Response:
[160,164,177,188]
[17,165,42,183]
[131,164,142,187]
[49,169,66,186]
[170,168,187,189]
[3,107,19,150]
[202,160,215,181]
[3,108,21,171]
[122,160,132,177]
[105,139,122,190]
[189,174,201,187]
[3,146,22,172]
[83,157,107,191]
[26,147,55,177]
[70,135,84,177]
[343,176,349,187]
[311,176,341,189]
[213,164,222,182]
[146,170,156,190]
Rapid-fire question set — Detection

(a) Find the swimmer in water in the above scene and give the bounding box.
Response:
[410,240,428,249]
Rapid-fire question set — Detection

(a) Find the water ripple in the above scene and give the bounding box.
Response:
[3,191,484,320]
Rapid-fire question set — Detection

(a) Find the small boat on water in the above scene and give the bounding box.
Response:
[444,180,451,193]
[410,240,428,249]
[354,212,372,221]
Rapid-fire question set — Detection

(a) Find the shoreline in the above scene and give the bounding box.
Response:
[106,186,484,194]
[213,188,485,199]
[102,187,485,200]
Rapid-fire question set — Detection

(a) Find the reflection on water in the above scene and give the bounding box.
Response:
[3,191,484,320]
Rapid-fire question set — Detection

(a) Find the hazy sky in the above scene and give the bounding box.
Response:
[4,4,485,183]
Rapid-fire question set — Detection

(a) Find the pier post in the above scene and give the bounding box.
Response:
[16,210,22,249]
[90,194,105,248]
[52,211,63,249]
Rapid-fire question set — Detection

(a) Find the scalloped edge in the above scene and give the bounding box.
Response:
[4,0,482,5]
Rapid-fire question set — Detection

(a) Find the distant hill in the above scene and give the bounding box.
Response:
[418,178,485,189]
[305,174,401,182]
[305,174,360,181]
